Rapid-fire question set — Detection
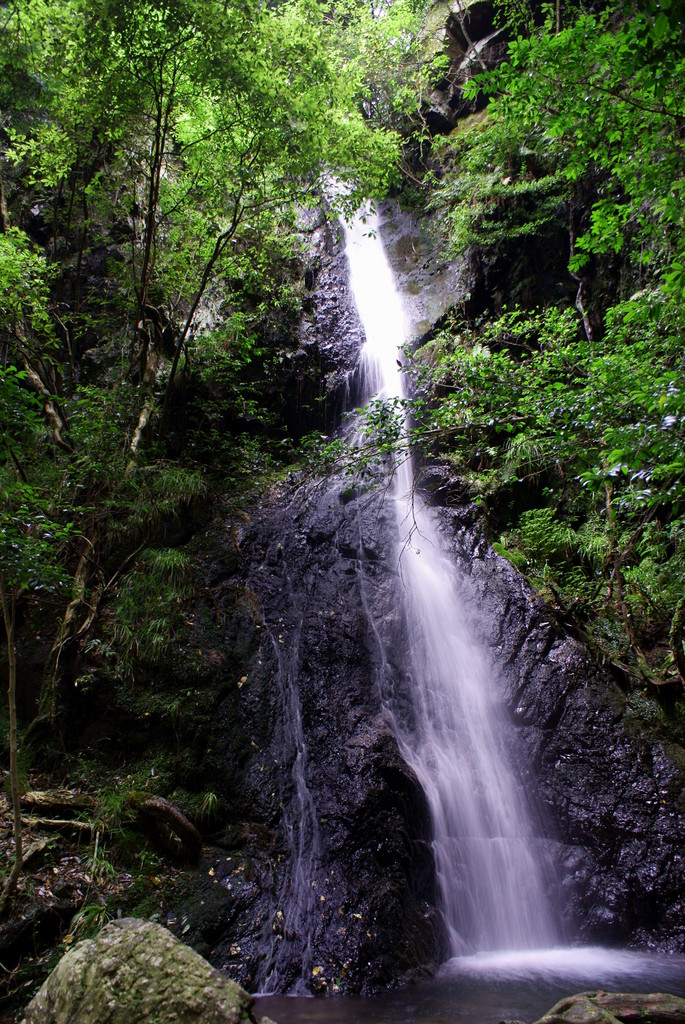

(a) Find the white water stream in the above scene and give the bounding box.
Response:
[343,209,558,956]
[254,207,685,1016]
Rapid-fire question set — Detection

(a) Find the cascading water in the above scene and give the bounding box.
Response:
[343,208,558,956]
[254,207,685,1021]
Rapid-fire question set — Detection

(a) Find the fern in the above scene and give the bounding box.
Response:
[108,543,195,677]
[140,548,193,591]
[574,514,611,571]
[152,466,207,502]
[517,507,573,563]
[505,432,557,476]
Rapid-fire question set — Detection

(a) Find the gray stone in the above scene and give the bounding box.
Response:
[377,201,470,340]
[21,918,266,1024]
[206,475,443,994]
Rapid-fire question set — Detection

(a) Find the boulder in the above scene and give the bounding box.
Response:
[532,990,685,1024]
[21,917,271,1024]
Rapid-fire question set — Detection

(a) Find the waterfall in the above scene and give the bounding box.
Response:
[343,209,559,956]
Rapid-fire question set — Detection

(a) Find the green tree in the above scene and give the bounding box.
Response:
[4,0,400,456]
[464,0,685,283]
[0,363,74,912]
[0,0,404,725]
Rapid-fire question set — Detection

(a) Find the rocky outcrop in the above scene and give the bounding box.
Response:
[181,196,685,996]
[420,0,509,134]
[428,496,685,950]
[376,202,470,339]
[297,208,367,426]
[532,991,685,1024]
[168,207,470,993]
[197,449,685,1001]
[21,917,268,1024]
[199,476,443,994]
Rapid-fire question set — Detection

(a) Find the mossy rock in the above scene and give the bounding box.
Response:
[21,917,271,1024]
[533,991,685,1024]
[492,541,528,570]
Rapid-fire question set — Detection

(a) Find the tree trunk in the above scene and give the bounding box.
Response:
[21,362,72,452]
[21,790,96,814]
[569,221,594,345]
[0,570,23,917]
[158,204,245,440]
[452,0,488,72]
[126,392,157,477]
[670,595,685,686]
[126,793,202,864]
[0,159,9,234]
[134,79,175,381]
[41,551,92,720]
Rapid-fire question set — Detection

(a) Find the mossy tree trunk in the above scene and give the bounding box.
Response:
[41,550,92,722]
[670,595,685,687]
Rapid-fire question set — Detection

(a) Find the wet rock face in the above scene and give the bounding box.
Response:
[185,199,685,989]
[195,198,685,993]
[431,501,685,952]
[203,480,443,994]
[297,211,367,423]
[420,0,509,135]
[201,472,685,996]
[376,202,471,340]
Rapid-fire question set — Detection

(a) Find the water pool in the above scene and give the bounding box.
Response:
[255,948,685,1024]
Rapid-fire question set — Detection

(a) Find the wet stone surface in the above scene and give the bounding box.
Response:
[430,495,685,952]
[240,480,442,994]
[193,466,685,1000]
[186,200,685,991]
[173,206,685,991]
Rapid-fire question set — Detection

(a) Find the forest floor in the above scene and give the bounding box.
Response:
[0,785,103,1015]
[0,780,187,1020]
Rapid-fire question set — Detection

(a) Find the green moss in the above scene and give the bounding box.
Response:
[491,541,527,570]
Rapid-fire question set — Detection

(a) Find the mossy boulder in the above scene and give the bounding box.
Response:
[21,917,272,1024]
[533,991,685,1024]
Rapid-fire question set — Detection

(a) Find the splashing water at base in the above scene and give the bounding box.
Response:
[256,948,685,1023]
[441,946,685,984]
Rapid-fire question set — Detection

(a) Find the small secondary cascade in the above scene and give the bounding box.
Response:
[343,209,558,956]
[258,568,322,995]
